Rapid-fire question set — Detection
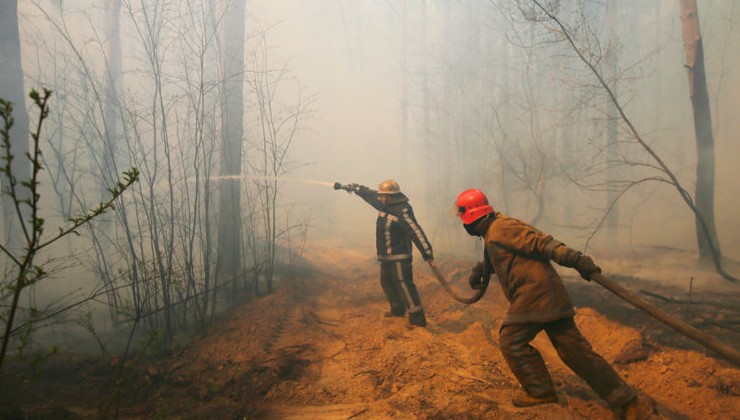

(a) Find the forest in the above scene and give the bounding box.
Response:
[0,0,739,418]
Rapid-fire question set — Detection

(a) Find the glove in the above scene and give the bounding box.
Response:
[575,255,601,281]
[468,261,486,290]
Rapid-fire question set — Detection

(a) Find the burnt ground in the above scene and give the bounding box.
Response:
[1,240,739,419]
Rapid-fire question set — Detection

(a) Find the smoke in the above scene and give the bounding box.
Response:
[4,0,739,357]
[190,175,334,188]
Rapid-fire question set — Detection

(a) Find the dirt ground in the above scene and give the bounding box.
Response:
[2,240,739,419]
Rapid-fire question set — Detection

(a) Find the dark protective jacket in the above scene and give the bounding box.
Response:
[482,211,583,324]
[356,186,434,262]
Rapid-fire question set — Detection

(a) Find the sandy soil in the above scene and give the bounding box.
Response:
[2,240,739,419]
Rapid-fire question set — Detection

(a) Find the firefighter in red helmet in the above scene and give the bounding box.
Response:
[337,179,433,327]
[455,188,655,419]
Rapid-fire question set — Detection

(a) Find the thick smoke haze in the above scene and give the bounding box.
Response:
[2,0,739,353]
[253,1,740,258]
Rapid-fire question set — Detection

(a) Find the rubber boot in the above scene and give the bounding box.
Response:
[622,395,657,420]
[511,392,558,407]
[408,310,427,327]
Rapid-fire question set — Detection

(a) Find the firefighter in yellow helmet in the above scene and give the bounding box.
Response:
[455,188,656,419]
[336,179,433,327]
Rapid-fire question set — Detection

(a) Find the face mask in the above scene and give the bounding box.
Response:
[464,222,479,236]
[464,214,493,236]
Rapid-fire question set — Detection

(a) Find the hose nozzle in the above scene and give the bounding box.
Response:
[334,182,354,192]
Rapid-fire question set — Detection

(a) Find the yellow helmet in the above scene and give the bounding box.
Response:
[378,179,401,194]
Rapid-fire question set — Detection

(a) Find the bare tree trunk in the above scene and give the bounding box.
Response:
[216,0,246,299]
[96,0,124,322]
[605,0,619,244]
[400,0,408,176]
[0,0,30,242]
[653,2,664,141]
[102,0,123,202]
[678,0,720,261]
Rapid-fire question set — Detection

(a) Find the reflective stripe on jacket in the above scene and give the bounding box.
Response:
[356,187,433,262]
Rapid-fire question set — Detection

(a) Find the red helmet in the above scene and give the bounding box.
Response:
[456,189,494,225]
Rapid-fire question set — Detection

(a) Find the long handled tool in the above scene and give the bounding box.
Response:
[590,272,740,367]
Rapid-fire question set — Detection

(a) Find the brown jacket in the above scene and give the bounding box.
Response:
[483,211,581,324]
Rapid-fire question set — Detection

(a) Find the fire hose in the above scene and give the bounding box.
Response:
[334,182,491,304]
[334,181,739,365]
[428,261,740,367]
[426,260,490,305]
[589,272,740,367]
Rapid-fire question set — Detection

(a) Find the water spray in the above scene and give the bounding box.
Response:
[193,174,336,188]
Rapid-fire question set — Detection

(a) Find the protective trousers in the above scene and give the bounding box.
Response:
[499,317,635,410]
[380,260,427,326]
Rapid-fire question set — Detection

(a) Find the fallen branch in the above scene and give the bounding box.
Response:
[452,371,495,387]
[639,289,740,312]
[347,408,369,419]
[352,369,379,378]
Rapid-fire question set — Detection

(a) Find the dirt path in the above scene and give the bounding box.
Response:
[132,241,739,419]
[2,241,738,419]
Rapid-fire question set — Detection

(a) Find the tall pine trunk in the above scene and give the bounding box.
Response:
[0,0,30,242]
[216,0,246,300]
[678,0,720,260]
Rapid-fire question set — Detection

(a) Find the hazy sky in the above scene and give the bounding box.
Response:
[13,0,740,254]
[247,1,433,244]
[251,0,740,255]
